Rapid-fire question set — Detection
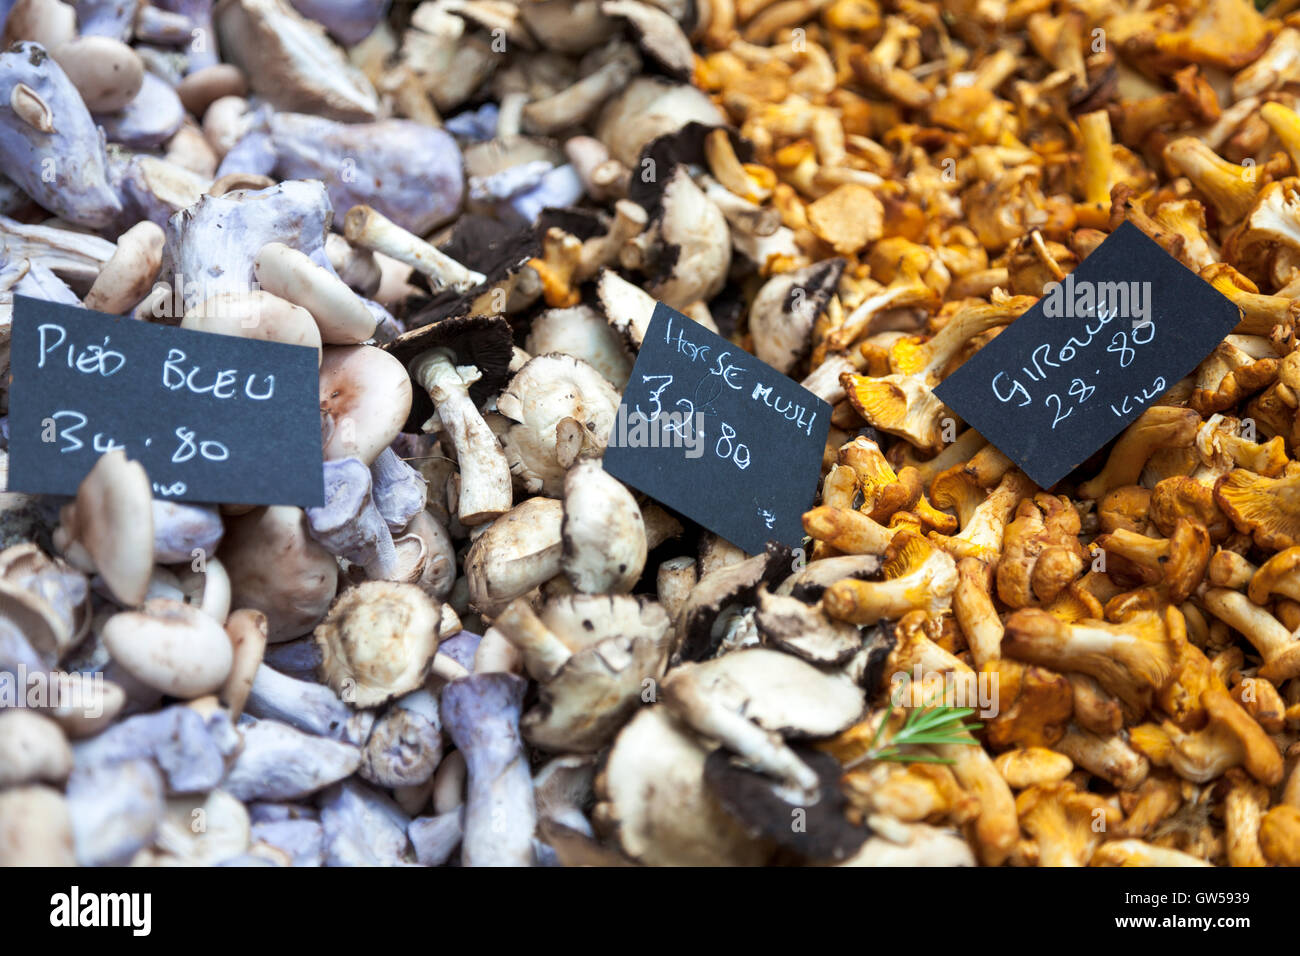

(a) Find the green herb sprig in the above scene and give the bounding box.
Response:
[844,701,983,770]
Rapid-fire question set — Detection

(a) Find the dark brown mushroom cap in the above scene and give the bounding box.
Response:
[703,746,869,862]
[383,313,514,431]
[676,542,792,662]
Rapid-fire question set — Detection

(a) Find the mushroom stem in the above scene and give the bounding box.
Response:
[440,673,537,867]
[410,348,512,526]
[343,205,485,292]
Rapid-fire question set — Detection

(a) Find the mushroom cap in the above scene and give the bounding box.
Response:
[1215,469,1300,551]
[775,553,884,601]
[101,598,235,699]
[540,593,671,651]
[703,746,868,861]
[498,354,621,496]
[0,709,73,787]
[66,449,154,607]
[749,259,846,375]
[754,589,863,665]
[465,497,566,615]
[219,506,339,642]
[676,542,792,661]
[0,785,76,866]
[383,314,513,432]
[663,647,865,738]
[314,580,442,708]
[0,544,89,662]
[593,706,771,865]
[595,78,725,168]
[319,345,412,464]
[561,461,647,593]
[525,304,633,389]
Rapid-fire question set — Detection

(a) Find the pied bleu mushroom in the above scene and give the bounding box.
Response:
[0,709,72,786]
[0,43,122,228]
[525,303,632,389]
[63,760,164,866]
[704,745,868,862]
[92,72,185,149]
[498,353,621,496]
[101,598,233,698]
[53,449,153,607]
[464,496,565,615]
[118,153,212,228]
[319,779,415,866]
[495,593,671,751]
[754,588,864,666]
[249,818,323,867]
[0,215,115,291]
[218,506,339,642]
[222,718,361,802]
[619,165,731,310]
[0,542,92,657]
[392,316,513,525]
[749,259,847,375]
[314,580,442,708]
[662,648,865,796]
[369,448,428,533]
[319,344,412,464]
[83,220,165,314]
[153,790,251,865]
[441,672,536,866]
[407,808,464,866]
[344,204,485,293]
[285,0,388,44]
[244,660,373,743]
[268,112,463,236]
[161,178,332,316]
[562,460,646,593]
[151,499,223,564]
[360,689,444,788]
[214,0,380,121]
[70,703,230,792]
[204,96,262,164]
[594,706,769,865]
[594,266,658,350]
[254,242,378,345]
[306,457,397,580]
[260,634,322,680]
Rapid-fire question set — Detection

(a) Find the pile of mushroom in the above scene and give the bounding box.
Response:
[2,0,1300,868]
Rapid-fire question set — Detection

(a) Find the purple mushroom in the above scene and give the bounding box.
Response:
[0,43,122,229]
[269,112,464,235]
[305,456,397,581]
[93,72,186,149]
[288,0,389,45]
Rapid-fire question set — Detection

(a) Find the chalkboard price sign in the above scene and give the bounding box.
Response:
[933,223,1241,489]
[7,296,325,506]
[604,303,830,554]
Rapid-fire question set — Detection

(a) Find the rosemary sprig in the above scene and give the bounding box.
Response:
[845,700,983,769]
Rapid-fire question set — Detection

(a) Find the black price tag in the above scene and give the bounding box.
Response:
[7,296,325,506]
[604,303,830,554]
[933,223,1240,489]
